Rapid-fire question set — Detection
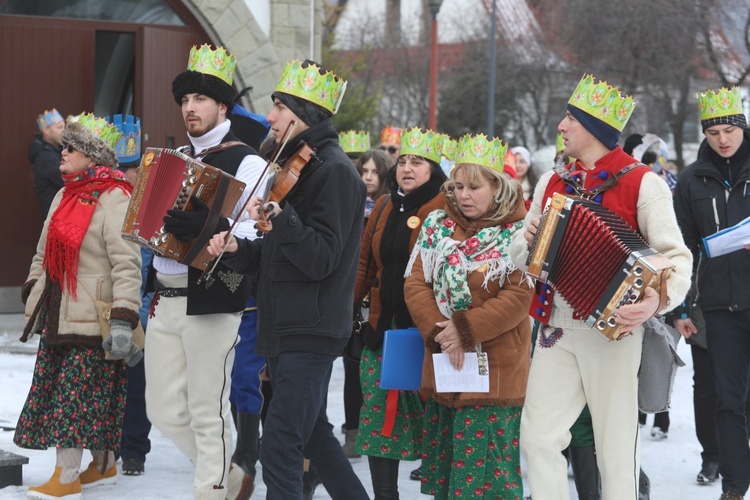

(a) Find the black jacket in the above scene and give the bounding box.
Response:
[673,130,750,312]
[223,119,366,357]
[28,136,63,220]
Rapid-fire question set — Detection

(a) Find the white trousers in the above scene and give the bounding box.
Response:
[144,273,241,499]
[521,324,643,500]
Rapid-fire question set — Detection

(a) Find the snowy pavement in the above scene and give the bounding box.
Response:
[0,313,722,499]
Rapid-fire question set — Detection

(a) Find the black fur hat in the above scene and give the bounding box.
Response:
[172,70,236,112]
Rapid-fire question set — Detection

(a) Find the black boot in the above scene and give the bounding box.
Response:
[232,412,261,475]
[231,413,261,500]
[569,446,601,500]
[302,464,320,500]
[639,468,651,500]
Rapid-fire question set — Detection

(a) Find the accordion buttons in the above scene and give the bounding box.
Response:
[535,307,547,317]
[538,294,549,305]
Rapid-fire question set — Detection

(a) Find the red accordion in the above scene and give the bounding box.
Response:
[121,148,246,271]
[526,194,674,340]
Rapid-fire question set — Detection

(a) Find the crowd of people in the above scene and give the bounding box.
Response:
[13,41,750,500]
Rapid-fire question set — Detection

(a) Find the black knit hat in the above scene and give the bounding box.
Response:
[567,104,621,150]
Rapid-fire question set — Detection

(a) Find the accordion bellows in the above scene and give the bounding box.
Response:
[526,194,674,340]
[122,148,246,271]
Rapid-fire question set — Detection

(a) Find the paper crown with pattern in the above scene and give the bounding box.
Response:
[567,74,636,132]
[77,113,122,150]
[108,114,141,165]
[380,126,402,145]
[187,44,236,86]
[36,108,64,131]
[399,127,442,164]
[697,86,744,121]
[455,133,509,173]
[275,60,347,115]
[339,130,371,154]
[438,134,457,161]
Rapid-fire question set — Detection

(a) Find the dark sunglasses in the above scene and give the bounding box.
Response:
[380,145,398,154]
[64,144,77,154]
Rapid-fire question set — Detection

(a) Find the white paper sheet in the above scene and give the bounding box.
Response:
[432,352,490,393]
[702,215,750,258]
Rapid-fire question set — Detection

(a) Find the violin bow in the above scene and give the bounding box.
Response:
[198,120,298,287]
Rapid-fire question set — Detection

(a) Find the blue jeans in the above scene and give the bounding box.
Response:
[705,309,750,494]
[260,352,369,500]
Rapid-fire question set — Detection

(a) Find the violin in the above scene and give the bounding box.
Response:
[256,142,315,233]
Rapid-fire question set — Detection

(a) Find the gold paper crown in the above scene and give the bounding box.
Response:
[276,60,347,115]
[380,126,402,145]
[339,130,371,154]
[455,133,508,173]
[187,44,236,86]
[438,134,457,161]
[400,127,441,164]
[568,74,636,132]
[697,86,745,121]
[77,113,122,150]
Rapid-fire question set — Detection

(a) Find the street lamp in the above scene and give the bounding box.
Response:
[487,0,497,137]
[427,0,444,130]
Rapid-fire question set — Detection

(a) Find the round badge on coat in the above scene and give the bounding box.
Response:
[407,216,421,229]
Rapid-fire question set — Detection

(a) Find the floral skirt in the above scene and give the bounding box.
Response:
[421,399,523,500]
[14,321,126,451]
[355,345,423,460]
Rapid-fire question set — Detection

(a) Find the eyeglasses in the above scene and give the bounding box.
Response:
[64,144,77,154]
[380,145,398,154]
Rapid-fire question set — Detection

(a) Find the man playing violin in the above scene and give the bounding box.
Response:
[144,44,266,500]
[207,59,369,500]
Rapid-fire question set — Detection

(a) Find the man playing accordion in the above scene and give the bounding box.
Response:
[509,74,692,500]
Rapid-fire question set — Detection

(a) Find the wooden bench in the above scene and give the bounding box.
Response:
[0,448,29,487]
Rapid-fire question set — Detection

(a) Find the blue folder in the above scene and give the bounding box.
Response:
[380,327,425,391]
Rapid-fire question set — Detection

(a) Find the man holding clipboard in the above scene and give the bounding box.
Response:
[673,86,750,500]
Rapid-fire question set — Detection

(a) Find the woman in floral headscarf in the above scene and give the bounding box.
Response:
[16,115,142,500]
[405,134,533,500]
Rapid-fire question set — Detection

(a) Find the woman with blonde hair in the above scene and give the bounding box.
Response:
[405,134,534,499]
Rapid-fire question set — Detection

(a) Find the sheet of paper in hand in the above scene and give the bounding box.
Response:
[432,352,490,393]
[702,215,750,258]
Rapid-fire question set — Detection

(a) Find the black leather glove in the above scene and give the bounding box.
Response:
[164,196,230,242]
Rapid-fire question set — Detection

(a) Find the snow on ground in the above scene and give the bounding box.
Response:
[0,317,722,499]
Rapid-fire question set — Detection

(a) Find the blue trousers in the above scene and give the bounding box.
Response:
[705,309,750,495]
[230,298,265,414]
[260,352,369,500]
[121,356,152,461]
